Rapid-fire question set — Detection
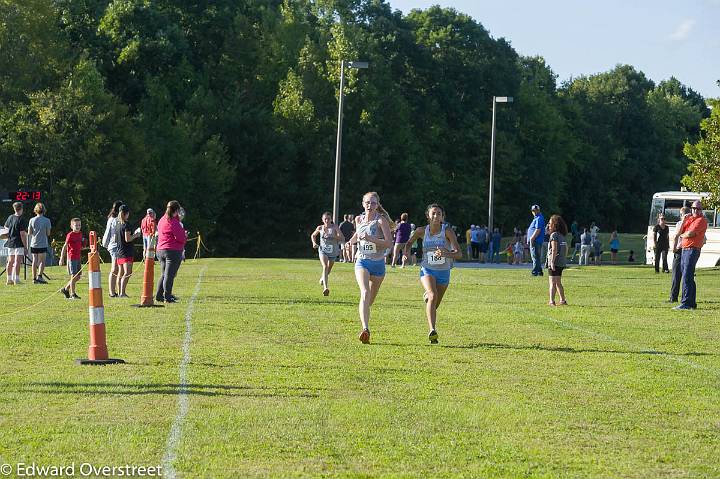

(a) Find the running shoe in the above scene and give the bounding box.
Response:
[429,329,439,344]
[359,329,370,344]
[165,297,178,303]
[61,287,71,299]
[323,288,330,296]
[72,294,81,300]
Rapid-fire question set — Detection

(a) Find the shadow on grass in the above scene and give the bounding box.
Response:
[441,342,713,357]
[13,382,321,398]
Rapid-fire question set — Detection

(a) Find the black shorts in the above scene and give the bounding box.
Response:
[31,247,47,254]
[610,248,618,253]
[548,266,564,277]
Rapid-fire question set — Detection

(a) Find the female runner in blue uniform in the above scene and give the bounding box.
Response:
[350,192,394,344]
[403,204,461,343]
[311,212,343,296]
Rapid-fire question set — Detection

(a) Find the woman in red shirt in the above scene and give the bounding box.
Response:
[155,201,187,303]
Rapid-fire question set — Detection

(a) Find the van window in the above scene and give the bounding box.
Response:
[661,199,687,224]
[649,198,664,225]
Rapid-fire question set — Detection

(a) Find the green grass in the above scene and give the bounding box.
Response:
[1,258,719,478]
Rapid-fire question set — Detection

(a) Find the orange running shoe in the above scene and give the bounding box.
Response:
[359,328,370,344]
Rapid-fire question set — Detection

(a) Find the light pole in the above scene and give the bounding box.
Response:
[332,60,368,225]
[488,95,513,233]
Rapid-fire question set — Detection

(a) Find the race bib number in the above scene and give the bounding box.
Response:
[427,251,446,266]
[321,244,334,254]
[360,241,376,254]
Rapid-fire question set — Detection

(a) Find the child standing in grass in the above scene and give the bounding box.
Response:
[59,218,85,299]
[116,205,141,298]
[403,204,462,344]
[547,215,568,306]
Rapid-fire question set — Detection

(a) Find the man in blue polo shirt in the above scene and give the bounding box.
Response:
[527,204,545,276]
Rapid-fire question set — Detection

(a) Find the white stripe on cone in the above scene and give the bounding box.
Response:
[89,307,105,325]
[89,272,102,289]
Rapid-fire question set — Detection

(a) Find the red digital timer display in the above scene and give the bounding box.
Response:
[9,191,42,201]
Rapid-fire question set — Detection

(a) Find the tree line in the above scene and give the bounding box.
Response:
[0,0,713,256]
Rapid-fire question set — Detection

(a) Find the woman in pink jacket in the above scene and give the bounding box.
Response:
[155,200,187,303]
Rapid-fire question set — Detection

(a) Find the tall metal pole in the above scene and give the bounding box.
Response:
[332,60,346,225]
[488,96,497,233]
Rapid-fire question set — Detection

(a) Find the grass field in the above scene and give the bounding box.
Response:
[1,258,719,478]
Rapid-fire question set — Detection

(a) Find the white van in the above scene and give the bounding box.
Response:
[646,191,720,269]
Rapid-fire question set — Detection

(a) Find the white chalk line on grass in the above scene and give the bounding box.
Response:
[518,306,720,379]
[162,266,207,479]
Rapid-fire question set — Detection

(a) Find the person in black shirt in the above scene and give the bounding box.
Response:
[339,214,355,262]
[3,202,28,285]
[116,205,141,297]
[653,214,670,273]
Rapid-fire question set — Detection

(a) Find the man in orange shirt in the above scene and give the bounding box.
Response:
[674,200,708,310]
[141,208,157,259]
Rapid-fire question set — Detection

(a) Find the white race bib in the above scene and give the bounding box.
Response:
[427,251,446,266]
[321,244,334,254]
[360,241,377,254]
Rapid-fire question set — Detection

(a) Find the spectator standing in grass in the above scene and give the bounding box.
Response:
[59,218,85,299]
[469,225,480,260]
[674,201,708,310]
[669,206,691,303]
[28,202,51,284]
[116,205,141,298]
[653,214,670,273]
[513,240,523,264]
[141,208,157,258]
[465,225,473,259]
[547,214,569,306]
[592,236,602,265]
[579,228,592,266]
[339,214,355,263]
[527,205,545,276]
[489,227,502,263]
[570,221,581,263]
[3,201,28,286]
[155,200,187,303]
[609,230,620,265]
[391,213,411,268]
[102,200,123,297]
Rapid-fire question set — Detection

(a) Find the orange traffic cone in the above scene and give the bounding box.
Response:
[76,231,125,365]
[134,226,163,308]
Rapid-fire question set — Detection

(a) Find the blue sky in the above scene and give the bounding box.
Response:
[389,0,720,99]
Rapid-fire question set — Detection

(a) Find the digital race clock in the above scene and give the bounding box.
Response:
[8,191,42,201]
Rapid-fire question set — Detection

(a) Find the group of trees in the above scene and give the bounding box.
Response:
[0,0,714,255]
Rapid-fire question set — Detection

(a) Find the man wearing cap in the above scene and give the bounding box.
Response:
[674,200,707,310]
[141,208,157,259]
[527,205,545,276]
[668,206,691,303]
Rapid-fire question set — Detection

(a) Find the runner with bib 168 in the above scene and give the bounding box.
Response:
[403,204,462,344]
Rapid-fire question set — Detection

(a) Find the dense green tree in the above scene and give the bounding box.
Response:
[0,1,708,255]
[682,99,720,208]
